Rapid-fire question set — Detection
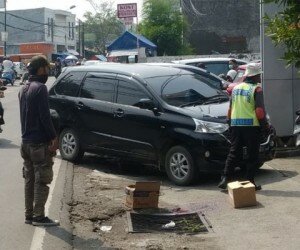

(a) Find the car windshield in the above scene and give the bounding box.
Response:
[146,73,228,107]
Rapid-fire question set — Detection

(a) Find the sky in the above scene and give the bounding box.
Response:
[5,0,144,20]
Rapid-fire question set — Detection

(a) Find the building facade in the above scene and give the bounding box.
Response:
[183,0,260,54]
[0,8,76,59]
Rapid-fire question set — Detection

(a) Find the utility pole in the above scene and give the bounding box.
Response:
[51,18,54,43]
[4,0,7,56]
[82,22,85,58]
[78,20,81,56]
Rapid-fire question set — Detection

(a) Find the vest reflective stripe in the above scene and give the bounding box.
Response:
[231,82,259,127]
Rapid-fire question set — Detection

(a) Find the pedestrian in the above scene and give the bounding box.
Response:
[228,59,238,72]
[218,63,270,191]
[196,62,206,70]
[226,69,238,83]
[18,55,59,226]
[54,57,62,78]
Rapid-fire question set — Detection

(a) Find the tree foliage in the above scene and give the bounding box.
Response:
[83,2,124,53]
[264,0,300,68]
[139,0,193,56]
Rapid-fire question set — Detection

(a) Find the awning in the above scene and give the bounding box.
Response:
[108,49,138,57]
[67,49,80,56]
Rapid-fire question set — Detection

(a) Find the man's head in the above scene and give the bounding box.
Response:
[244,63,262,83]
[229,59,238,70]
[27,56,50,83]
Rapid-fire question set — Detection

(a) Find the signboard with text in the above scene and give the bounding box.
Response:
[122,17,134,25]
[117,3,137,18]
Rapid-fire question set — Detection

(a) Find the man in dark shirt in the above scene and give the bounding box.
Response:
[19,55,59,226]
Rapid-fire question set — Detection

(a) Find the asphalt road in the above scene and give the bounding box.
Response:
[0,78,72,250]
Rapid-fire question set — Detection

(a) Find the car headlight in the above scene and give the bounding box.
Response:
[193,118,229,134]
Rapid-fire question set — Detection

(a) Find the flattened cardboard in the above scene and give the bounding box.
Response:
[125,181,160,209]
[228,181,257,208]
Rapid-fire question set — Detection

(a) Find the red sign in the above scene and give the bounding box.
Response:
[117,3,137,18]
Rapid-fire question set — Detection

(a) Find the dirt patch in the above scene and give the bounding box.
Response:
[70,164,219,249]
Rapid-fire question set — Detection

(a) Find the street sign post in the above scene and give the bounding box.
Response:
[117,3,137,18]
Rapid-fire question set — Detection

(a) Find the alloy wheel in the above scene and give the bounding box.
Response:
[61,132,77,157]
[169,153,190,180]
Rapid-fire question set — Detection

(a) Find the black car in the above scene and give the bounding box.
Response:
[49,64,275,185]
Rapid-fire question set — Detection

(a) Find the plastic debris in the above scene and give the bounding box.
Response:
[100,226,112,232]
[162,221,176,229]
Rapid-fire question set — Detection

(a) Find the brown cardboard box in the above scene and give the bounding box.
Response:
[125,181,160,209]
[228,181,257,208]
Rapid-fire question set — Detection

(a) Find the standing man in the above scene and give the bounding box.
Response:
[19,55,59,226]
[218,63,270,190]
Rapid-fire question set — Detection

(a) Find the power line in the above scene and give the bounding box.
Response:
[0,20,70,39]
[5,12,74,29]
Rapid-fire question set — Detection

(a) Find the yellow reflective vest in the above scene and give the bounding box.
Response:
[231,82,259,126]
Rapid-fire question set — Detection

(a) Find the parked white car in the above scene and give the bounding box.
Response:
[172,57,247,76]
[13,62,27,79]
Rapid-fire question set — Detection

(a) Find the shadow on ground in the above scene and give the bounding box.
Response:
[73,154,298,193]
[0,138,20,149]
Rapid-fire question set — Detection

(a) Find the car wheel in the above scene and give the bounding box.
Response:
[59,128,84,162]
[165,146,197,186]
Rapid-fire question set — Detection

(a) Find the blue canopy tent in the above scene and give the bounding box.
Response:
[107,31,157,57]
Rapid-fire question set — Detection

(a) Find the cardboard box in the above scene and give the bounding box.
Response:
[228,181,257,208]
[125,181,160,209]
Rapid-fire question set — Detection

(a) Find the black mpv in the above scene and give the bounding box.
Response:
[49,64,275,185]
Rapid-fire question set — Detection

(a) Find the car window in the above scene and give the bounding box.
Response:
[204,63,229,75]
[55,72,85,97]
[117,80,149,106]
[146,74,225,107]
[80,76,115,102]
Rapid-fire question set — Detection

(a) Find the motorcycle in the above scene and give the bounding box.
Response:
[294,109,300,147]
[1,69,15,86]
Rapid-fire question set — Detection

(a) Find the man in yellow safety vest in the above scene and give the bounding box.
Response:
[218,63,270,191]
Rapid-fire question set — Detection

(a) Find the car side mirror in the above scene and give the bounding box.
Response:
[136,98,156,110]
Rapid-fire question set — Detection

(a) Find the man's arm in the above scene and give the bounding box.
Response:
[38,85,57,142]
[254,87,269,129]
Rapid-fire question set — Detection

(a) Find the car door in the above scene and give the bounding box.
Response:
[76,72,118,151]
[49,71,86,129]
[109,75,161,161]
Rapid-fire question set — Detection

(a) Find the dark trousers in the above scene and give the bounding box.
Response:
[224,126,261,183]
[21,143,54,218]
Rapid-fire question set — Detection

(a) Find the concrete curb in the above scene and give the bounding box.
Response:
[275,148,300,158]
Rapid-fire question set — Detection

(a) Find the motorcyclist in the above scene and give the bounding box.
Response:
[2,57,16,84]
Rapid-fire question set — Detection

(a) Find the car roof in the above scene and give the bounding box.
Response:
[64,63,191,79]
[143,62,223,80]
[172,57,247,64]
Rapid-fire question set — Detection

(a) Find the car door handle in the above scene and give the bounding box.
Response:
[114,109,125,118]
[76,102,85,109]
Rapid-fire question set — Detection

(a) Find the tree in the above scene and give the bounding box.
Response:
[139,0,193,56]
[264,0,300,69]
[83,2,124,53]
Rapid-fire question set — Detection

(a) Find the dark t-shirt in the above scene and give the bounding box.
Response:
[19,80,56,143]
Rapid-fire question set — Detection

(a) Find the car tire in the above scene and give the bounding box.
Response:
[165,146,197,186]
[59,128,84,162]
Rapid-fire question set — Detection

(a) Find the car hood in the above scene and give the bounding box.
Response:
[183,101,229,121]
